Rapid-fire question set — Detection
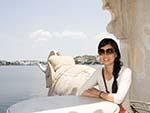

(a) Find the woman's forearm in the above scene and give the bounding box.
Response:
[81,88,100,98]
[100,92,114,103]
[81,88,115,103]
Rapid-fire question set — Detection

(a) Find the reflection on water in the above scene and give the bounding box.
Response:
[0,66,48,113]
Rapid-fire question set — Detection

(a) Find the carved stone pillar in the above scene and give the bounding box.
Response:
[102,0,150,101]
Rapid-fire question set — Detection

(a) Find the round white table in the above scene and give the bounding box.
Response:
[6,96,119,113]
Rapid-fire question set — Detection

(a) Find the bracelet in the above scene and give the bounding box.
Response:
[99,91,104,98]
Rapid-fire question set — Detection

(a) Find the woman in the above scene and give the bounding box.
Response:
[78,38,132,113]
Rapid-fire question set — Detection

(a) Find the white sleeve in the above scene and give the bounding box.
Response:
[77,69,99,95]
[112,68,132,104]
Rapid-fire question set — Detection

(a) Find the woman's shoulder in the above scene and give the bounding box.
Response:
[119,66,132,78]
[94,65,103,72]
[121,66,132,73]
[91,65,103,76]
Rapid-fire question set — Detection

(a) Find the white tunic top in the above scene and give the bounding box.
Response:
[78,66,132,111]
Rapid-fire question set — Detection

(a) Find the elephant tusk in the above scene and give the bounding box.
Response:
[36,63,46,73]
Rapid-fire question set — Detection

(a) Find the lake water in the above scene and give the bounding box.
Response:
[0,66,48,113]
[0,65,100,113]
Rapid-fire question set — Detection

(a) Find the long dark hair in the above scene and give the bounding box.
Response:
[98,38,123,93]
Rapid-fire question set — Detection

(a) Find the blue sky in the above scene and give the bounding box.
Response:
[0,0,110,61]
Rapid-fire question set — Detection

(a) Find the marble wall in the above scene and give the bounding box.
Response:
[102,0,150,101]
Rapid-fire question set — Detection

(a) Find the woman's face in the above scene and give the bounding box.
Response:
[98,44,117,66]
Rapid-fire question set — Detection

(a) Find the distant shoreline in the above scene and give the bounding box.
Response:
[0,60,46,66]
[0,55,100,66]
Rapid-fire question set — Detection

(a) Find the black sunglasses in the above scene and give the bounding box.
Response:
[98,48,114,55]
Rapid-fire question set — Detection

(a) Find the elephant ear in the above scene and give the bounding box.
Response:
[45,50,59,88]
[45,62,55,88]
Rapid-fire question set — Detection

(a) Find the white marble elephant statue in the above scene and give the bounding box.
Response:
[37,50,96,96]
